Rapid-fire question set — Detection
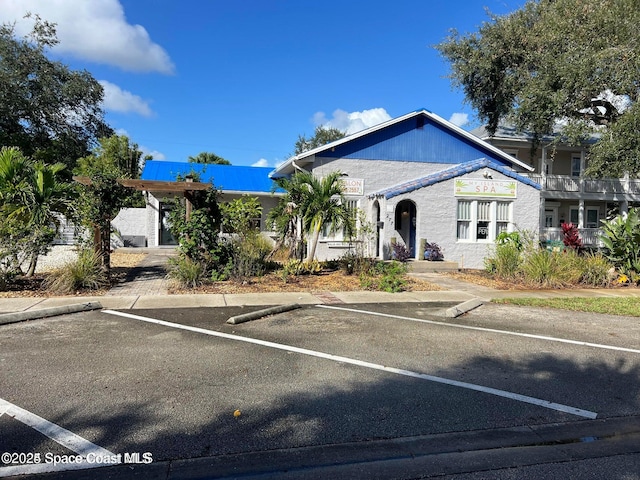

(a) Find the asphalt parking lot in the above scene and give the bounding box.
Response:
[1,302,640,478]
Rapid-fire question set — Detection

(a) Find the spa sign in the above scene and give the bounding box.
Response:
[454,179,517,198]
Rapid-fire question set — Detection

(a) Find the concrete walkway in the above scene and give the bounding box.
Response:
[106,247,176,297]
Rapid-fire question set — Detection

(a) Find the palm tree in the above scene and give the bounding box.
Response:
[0,147,31,206]
[297,171,354,263]
[23,162,75,275]
[0,147,75,276]
[268,171,354,262]
[267,173,308,260]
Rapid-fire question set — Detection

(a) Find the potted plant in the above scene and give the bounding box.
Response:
[423,241,443,261]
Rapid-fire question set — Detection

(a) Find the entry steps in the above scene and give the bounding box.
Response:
[408,260,459,273]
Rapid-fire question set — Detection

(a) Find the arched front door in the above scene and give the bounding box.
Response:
[395,200,416,257]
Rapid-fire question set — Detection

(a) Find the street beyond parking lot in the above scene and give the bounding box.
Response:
[1,302,639,478]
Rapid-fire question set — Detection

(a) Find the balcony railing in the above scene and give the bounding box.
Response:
[541,227,603,247]
[527,174,640,196]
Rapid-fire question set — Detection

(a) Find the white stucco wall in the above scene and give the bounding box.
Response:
[313,157,448,194]
[311,157,456,261]
[309,158,540,268]
[112,208,147,236]
[382,170,540,269]
[146,195,161,247]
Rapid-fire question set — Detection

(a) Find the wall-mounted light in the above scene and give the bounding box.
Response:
[482,169,492,179]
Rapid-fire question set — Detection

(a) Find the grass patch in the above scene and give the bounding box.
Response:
[492,297,640,317]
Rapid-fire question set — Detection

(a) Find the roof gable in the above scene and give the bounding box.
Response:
[141,161,282,194]
[318,116,509,164]
[369,158,541,200]
[271,109,533,177]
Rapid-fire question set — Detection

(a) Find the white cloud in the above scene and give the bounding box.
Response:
[252,158,269,167]
[100,80,153,117]
[141,149,166,161]
[449,113,469,127]
[313,108,392,135]
[1,0,174,74]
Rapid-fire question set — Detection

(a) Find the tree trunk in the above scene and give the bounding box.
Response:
[305,223,322,263]
[94,221,111,279]
[25,253,38,277]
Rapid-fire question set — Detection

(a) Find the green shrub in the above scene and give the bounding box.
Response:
[339,251,376,275]
[45,249,108,294]
[496,231,522,249]
[578,252,613,287]
[485,231,525,280]
[280,259,323,277]
[228,234,274,280]
[166,255,204,288]
[359,260,408,292]
[599,208,640,276]
[486,242,522,280]
[519,248,581,288]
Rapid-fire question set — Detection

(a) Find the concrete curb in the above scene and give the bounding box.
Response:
[71,415,640,479]
[226,303,301,325]
[445,298,484,318]
[0,301,103,326]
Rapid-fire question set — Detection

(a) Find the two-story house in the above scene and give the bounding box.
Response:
[472,124,639,247]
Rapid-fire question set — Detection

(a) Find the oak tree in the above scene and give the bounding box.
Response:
[0,15,112,170]
[436,0,640,176]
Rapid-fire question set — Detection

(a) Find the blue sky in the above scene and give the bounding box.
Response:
[2,0,526,167]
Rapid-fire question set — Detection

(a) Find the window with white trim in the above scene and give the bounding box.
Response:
[571,154,581,177]
[496,201,510,235]
[456,200,513,242]
[457,200,471,240]
[321,199,358,239]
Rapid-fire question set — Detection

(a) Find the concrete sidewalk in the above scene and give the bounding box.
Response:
[2,273,640,316]
[2,246,640,315]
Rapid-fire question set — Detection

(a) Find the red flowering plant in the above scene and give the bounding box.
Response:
[561,222,583,252]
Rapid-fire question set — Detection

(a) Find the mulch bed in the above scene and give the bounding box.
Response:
[168,269,442,295]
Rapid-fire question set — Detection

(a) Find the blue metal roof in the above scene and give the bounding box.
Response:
[141,161,283,193]
[369,158,541,200]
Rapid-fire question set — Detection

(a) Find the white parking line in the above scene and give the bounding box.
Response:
[0,398,119,478]
[317,304,640,355]
[103,309,597,419]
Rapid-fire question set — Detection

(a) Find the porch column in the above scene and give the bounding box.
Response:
[622,172,630,217]
[539,197,546,238]
[185,175,193,221]
[539,147,548,240]
[578,200,585,228]
[579,149,586,193]
[621,199,629,217]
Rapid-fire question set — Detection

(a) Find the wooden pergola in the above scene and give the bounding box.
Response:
[73,175,212,220]
[73,176,213,255]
